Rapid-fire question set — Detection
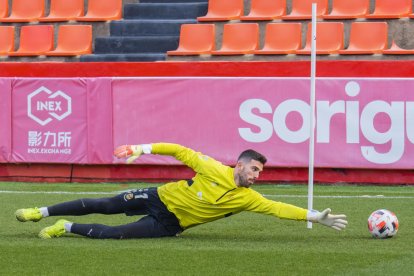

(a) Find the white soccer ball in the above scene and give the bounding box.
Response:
[367,209,399,239]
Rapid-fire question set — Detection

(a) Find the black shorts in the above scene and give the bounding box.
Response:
[118,187,183,236]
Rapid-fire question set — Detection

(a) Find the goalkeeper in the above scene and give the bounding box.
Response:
[15,143,348,239]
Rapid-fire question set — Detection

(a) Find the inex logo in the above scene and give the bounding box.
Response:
[27,86,72,126]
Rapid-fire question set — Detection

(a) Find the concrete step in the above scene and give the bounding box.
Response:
[94,36,179,53]
[80,53,166,62]
[110,19,196,36]
[123,3,207,19]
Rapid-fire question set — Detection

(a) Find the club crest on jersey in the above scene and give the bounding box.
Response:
[124,192,134,201]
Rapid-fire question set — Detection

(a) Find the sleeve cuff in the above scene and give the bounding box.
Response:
[142,144,152,154]
[306,210,320,222]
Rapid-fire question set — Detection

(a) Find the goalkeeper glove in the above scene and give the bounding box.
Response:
[114,145,143,164]
[307,208,348,231]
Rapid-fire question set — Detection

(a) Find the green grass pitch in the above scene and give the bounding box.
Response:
[1,182,413,275]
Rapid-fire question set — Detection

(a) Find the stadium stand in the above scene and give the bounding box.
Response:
[38,0,84,22]
[366,0,412,19]
[1,0,414,61]
[0,0,44,22]
[46,25,92,56]
[240,0,286,21]
[0,25,14,55]
[8,25,53,56]
[254,23,302,54]
[322,0,369,19]
[167,24,215,55]
[197,0,243,21]
[296,22,344,55]
[211,23,259,55]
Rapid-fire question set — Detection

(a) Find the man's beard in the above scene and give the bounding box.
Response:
[237,171,251,188]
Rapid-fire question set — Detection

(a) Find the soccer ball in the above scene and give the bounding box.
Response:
[367,209,399,239]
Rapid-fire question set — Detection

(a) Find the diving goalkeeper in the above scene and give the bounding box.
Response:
[15,143,348,239]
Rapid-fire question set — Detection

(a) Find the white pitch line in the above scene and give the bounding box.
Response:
[0,190,414,199]
[0,190,115,195]
[263,194,414,199]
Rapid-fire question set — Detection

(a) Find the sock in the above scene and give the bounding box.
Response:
[39,207,49,217]
[64,222,73,233]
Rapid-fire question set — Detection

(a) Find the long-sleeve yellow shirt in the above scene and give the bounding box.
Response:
[154,143,308,229]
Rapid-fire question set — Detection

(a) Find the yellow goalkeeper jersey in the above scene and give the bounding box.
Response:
[154,143,308,229]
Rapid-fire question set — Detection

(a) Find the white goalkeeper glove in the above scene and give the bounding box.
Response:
[114,145,148,164]
[307,208,348,231]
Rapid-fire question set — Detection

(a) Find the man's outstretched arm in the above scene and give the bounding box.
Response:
[114,143,224,175]
[247,194,348,231]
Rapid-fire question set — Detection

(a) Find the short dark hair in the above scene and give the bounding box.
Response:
[237,149,267,165]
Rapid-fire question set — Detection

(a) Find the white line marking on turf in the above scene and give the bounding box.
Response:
[0,190,414,199]
[0,190,115,195]
[262,194,414,199]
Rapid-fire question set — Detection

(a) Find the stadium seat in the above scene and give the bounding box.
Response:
[383,40,414,54]
[254,23,301,55]
[39,0,84,22]
[0,0,8,18]
[281,0,328,20]
[366,0,411,19]
[240,0,286,21]
[296,22,344,55]
[46,25,92,56]
[197,0,243,21]
[167,24,215,55]
[322,0,369,19]
[0,26,15,55]
[0,0,44,22]
[211,23,259,55]
[76,0,122,21]
[8,25,54,56]
[338,22,388,55]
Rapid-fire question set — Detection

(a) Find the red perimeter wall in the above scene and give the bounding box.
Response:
[1,61,414,184]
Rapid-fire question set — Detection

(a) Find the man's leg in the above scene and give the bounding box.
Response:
[16,193,144,222]
[39,215,179,239]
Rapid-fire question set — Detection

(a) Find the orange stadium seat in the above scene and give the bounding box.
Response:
[39,0,84,22]
[338,22,388,55]
[383,40,414,54]
[0,0,8,18]
[211,23,259,55]
[0,0,44,22]
[76,0,122,21]
[296,22,344,55]
[167,24,215,55]
[322,0,369,19]
[197,0,243,21]
[240,0,286,21]
[46,25,92,56]
[0,26,15,55]
[8,25,54,56]
[254,23,301,55]
[281,0,328,20]
[366,0,411,19]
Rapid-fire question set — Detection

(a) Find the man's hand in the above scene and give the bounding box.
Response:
[307,208,348,231]
[114,145,143,164]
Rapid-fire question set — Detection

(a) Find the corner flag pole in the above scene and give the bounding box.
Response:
[307,3,317,229]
